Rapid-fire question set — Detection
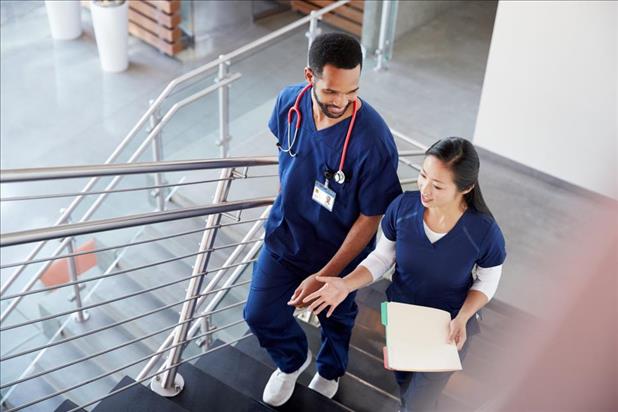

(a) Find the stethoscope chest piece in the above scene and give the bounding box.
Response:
[334,170,346,184]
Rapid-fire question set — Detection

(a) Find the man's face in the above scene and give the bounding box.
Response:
[305,64,361,119]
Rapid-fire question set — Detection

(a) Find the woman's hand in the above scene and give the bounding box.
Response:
[287,274,323,308]
[448,315,468,351]
[302,276,351,317]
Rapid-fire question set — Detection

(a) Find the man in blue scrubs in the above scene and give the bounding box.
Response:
[243,32,402,406]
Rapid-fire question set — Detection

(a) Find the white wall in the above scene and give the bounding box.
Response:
[474,1,617,199]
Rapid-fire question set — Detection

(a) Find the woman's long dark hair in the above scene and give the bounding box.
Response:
[425,137,494,219]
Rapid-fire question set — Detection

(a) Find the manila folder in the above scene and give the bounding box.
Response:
[381,302,462,372]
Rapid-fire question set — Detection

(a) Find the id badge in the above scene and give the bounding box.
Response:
[312,180,336,212]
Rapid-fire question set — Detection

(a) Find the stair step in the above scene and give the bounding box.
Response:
[442,372,485,410]
[164,360,272,411]
[232,333,398,412]
[55,399,87,412]
[60,308,164,380]
[195,339,349,412]
[32,333,118,407]
[2,366,64,412]
[349,321,386,360]
[297,320,400,399]
[118,241,194,306]
[91,376,188,412]
[436,392,474,412]
[356,278,389,309]
[144,216,238,267]
[91,272,181,340]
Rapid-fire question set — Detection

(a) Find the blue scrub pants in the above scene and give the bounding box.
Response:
[243,247,358,380]
[395,337,470,411]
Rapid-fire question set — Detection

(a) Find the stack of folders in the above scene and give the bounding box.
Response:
[381,302,462,372]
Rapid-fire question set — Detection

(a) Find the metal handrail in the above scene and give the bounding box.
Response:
[1,197,274,247]
[0,174,278,202]
[0,73,241,297]
[391,129,428,174]
[399,156,422,171]
[0,157,277,183]
[391,129,430,151]
[0,260,256,333]
[400,178,419,185]
[1,276,254,362]
[398,149,426,157]
[1,240,260,302]
[137,214,268,381]
[0,299,247,390]
[0,217,267,270]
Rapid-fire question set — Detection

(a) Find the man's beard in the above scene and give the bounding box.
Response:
[312,86,352,119]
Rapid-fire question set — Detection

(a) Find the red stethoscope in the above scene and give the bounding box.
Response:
[281,83,358,185]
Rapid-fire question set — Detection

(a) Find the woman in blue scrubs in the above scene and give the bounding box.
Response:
[304,137,507,411]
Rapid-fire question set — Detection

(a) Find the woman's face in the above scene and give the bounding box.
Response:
[417,155,463,209]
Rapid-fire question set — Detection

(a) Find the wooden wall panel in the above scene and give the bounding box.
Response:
[290,0,364,37]
[128,0,183,56]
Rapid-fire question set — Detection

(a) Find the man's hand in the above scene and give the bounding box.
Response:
[303,276,350,318]
[287,274,323,308]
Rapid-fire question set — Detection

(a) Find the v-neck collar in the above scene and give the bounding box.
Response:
[418,202,469,249]
[304,88,363,146]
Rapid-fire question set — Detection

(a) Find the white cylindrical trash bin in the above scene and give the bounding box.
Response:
[91,0,129,73]
[45,0,82,40]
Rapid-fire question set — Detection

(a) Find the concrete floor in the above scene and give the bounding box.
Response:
[1,0,613,324]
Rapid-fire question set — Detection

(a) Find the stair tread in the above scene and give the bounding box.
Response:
[196,339,350,412]
[297,321,400,397]
[33,333,119,406]
[231,334,399,412]
[165,361,272,411]
[55,399,87,412]
[3,368,64,412]
[92,376,189,412]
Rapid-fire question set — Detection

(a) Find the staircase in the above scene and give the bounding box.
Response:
[36,272,527,412]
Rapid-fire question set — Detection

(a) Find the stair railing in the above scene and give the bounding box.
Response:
[0,157,277,411]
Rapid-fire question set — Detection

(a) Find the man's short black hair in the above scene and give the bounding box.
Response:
[308,32,363,77]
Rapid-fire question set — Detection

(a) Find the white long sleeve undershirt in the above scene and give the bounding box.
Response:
[359,224,503,301]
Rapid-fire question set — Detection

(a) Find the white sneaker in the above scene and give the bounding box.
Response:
[262,350,312,406]
[308,372,339,399]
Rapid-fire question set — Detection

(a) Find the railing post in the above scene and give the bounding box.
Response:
[66,237,89,323]
[375,0,393,72]
[62,211,89,323]
[148,99,166,211]
[150,167,235,397]
[306,11,321,54]
[196,314,214,351]
[216,58,232,158]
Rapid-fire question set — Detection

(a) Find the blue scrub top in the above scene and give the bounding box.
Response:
[265,83,402,275]
[382,191,507,319]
